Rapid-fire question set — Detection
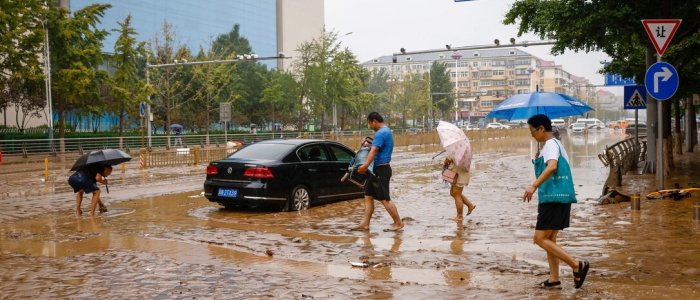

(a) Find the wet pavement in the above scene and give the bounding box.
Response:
[2,129,700,299]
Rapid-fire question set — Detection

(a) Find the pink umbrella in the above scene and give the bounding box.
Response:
[436,121,472,171]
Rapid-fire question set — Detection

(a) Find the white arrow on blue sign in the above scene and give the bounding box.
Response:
[140,102,146,117]
[644,62,678,101]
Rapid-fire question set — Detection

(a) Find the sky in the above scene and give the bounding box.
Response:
[324,0,623,95]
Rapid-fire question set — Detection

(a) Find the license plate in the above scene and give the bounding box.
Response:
[217,188,238,198]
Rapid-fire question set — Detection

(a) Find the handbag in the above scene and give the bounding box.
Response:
[441,168,458,184]
[533,139,577,204]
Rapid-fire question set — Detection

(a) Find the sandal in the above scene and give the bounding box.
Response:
[573,260,590,289]
[99,206,108,213]
[536,279,562,290]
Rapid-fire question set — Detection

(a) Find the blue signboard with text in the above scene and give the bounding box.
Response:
[603,62,636,86]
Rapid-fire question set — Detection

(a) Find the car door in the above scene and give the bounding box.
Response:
[297,143,335,201]
[327,143,362,197]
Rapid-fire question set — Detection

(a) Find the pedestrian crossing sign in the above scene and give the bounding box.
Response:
[624,85,647,109]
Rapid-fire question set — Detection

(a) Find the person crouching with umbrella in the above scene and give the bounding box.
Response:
[68,164,112,216]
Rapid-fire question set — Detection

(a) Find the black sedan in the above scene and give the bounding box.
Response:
[203,139,364,211]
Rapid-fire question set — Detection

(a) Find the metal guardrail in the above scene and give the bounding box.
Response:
[598,136,647,195]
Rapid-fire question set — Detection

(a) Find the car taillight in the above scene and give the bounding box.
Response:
[206,165,218,175]
[243,168,274,179]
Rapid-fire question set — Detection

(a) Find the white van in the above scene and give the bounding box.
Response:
[551,119,566,128]
[575,118,605,130]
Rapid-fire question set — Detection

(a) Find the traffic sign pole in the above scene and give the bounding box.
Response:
[657,55,664,190]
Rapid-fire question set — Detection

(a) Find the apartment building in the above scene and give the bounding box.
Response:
[361,48,594,124]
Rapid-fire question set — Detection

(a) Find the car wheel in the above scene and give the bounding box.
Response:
[285,185,311,211]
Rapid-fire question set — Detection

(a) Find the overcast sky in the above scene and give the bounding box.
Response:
[325,0,622,95]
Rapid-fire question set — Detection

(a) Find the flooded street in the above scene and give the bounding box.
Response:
[2,130,700,299]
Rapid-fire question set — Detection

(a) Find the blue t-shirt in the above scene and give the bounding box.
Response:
[372,126,393,165]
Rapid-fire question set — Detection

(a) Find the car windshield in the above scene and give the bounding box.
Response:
[573,123,585,128]
[227,143,295,160]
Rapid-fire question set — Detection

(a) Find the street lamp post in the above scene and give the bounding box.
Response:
[451,51,462,123]
[42,20,54,149]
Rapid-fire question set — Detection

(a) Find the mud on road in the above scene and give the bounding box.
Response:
[2,132,700,299]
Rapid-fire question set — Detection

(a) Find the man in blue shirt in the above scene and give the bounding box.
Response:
[356,112,404,232]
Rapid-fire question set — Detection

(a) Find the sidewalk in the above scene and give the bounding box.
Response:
[617,146,700,196]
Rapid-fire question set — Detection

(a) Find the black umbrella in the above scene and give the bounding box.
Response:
[70,149,132,172]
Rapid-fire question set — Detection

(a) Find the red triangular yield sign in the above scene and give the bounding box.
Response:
[642,19,681,56]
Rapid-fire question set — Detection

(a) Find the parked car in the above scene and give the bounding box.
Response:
[625,122,647,136]
[407,128,421,135]
[485,123,506,129]
[463,124,480,131]
[570,123,588,135]
[203,139,364,211]
[609,120,630,130]
[551,118,567,129]
[576,118,605,130]
[554,124,567,134]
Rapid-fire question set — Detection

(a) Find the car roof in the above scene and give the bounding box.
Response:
[254,139,332,146]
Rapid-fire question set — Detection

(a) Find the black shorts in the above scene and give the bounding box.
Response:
[365,165,392,201]
[536,202,571,230]
[68,173,99,194]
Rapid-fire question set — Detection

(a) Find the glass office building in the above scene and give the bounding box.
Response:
[66,0,278,69]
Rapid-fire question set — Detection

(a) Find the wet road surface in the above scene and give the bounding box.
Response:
[2,129,700,299]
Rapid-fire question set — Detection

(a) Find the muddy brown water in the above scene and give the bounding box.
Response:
[2,130,700,299]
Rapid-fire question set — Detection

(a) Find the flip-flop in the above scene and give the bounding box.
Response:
[383,227,403,232]
[573,260,590,289]
[349,226,368,231]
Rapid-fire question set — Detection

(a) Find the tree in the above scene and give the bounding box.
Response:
[47,3,111,151]
[148,20,195,148]
[258,69,300,131]
[290,28,363,133]
[108,15,150,143]
[189,40,239,144]
[1,79,45,131]
[503,0,700,173]
[429,61,454,121]
[0,0,48,128]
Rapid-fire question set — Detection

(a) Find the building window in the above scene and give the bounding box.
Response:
[450,72,456,78]
[472,61,479,67]
[480,80,492,86]
[473,52,480,57]
[480,70,492,77]
[473,81,479,87]
[516,79,531,86]
[516,68,531,75]
[517,89,530,94]
[493,60,505,66]
[493,70,505,76]
[480,100,493,107]
[481,61,492,66]
[460,82,469,87]
[493,80,506,86]
[447,62,456,68]
[458,62,470,68]
[516,59,531,65]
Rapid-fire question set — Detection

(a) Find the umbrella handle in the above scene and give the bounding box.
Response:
[105,184,109,194]
[431,150,446,160]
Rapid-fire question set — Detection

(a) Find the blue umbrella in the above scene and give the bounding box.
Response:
[170,124,183,130]
[485,92,594,121]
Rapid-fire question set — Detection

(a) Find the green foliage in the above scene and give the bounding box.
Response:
[109,15,151,136]
[47,3,111,139]
[429,61,454,119]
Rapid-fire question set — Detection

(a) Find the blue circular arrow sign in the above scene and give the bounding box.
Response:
[644,62,679,101]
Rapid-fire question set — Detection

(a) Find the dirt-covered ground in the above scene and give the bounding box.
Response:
[2,131,700,299]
